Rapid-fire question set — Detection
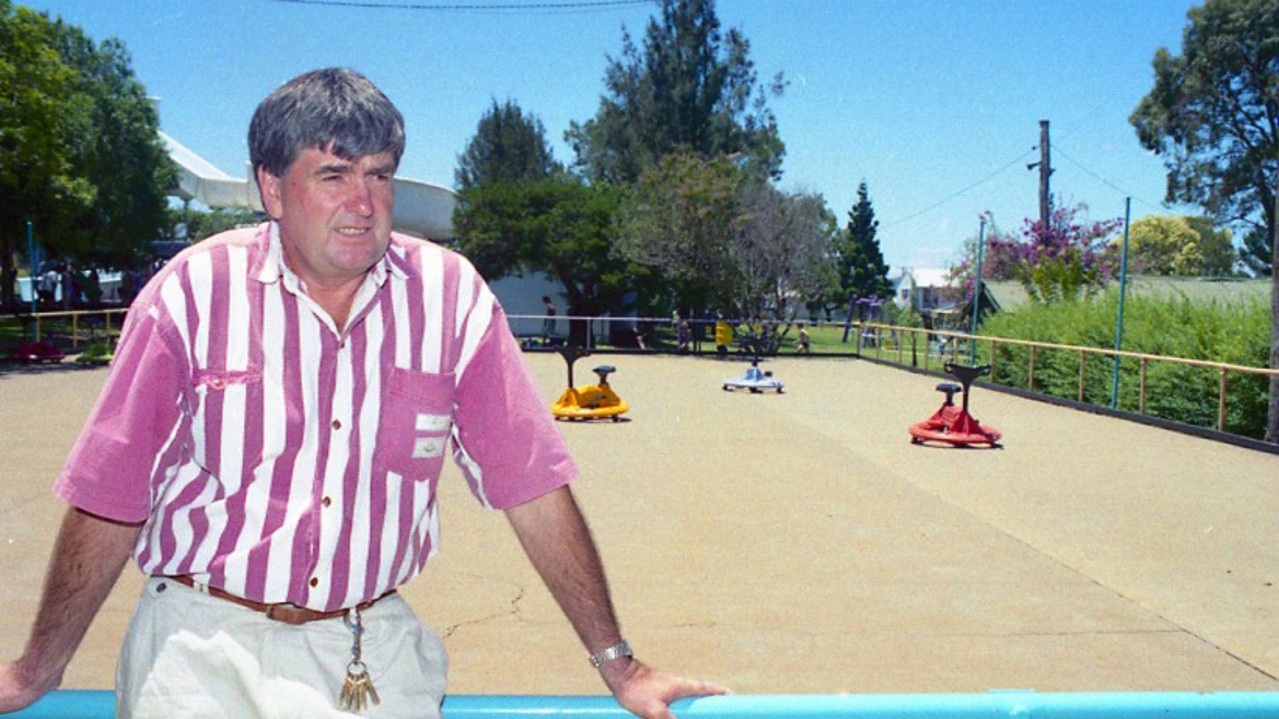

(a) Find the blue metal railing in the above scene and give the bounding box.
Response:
[13,690,1279,718]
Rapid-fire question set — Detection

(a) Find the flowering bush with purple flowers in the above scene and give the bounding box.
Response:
[950,205,1124,307]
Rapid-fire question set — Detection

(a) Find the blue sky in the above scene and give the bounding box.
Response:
[23,0,1199,271]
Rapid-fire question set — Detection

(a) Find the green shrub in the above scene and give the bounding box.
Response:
[982,289,1270,439]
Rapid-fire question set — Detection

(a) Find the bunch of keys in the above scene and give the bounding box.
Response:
[338,608,381,713]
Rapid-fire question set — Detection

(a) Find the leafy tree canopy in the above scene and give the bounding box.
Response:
[454,178,651,340]
[615,151,744,314]
[566,0,786,185]
[616,149,836,350]
[0,1,174,273]
[1124,214,1237,277]
[455,99,561,191]
[1129,0,1278,250]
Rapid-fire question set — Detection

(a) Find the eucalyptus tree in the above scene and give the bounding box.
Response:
[1129,0,1279,440]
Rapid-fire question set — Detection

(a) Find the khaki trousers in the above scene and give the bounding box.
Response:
[116,577,447,718]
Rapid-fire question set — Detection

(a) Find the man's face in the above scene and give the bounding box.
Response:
[259,145,396,290]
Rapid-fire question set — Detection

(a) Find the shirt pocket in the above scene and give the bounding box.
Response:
[378,367,456,482]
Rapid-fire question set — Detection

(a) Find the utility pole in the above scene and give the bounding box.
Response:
[1038,119,1052,230]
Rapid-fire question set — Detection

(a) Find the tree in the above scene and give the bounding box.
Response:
[832,182,890,307]
[1130,0,1278,244]
[1127,215,1205,276]
[566,0,786,185]
[57,27,175,266]
[615,151,743,316]
[1240,224,1273,276]
[165,204,261,244]
[0,1,173,289]
[617,150,835,352]
[453,178,648,346]
[1123,214,1237,276]
[732,181,837,352]
[1130,0,1279,441]
[0,1,94,302]
[1185,215,1238,277]
[455,99,560,191]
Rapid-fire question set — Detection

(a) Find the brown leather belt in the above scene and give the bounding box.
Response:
[166,575,394,626]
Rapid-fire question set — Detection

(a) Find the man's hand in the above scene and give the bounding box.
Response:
[600,657,729,719]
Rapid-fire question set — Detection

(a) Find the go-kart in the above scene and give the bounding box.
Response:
[723,358,784,394]
[550,348,629,421]
[908,363,1001,447]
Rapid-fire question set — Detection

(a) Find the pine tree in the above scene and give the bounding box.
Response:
[455,99,559,190]
[840,181,890,301]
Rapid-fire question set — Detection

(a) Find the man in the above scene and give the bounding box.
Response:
[0,68,725,718]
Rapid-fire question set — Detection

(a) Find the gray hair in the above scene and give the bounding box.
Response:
[249,68,406,178]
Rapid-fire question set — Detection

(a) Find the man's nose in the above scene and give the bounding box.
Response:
[345,179,376,215]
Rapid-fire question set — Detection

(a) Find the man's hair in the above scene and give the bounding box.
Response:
[249,67,406,178]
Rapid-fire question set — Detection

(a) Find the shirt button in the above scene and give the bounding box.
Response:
[310,577,319,588]
[322,496,332,508]
[331,419,342,430]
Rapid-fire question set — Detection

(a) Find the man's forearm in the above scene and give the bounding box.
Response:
[18,507,141,691]
[504,486,623,655]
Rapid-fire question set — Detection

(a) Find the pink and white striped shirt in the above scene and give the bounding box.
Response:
[55,223,576,611]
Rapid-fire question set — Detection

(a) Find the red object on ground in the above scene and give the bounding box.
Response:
[9,340,66,364]
[909,364,1001,448]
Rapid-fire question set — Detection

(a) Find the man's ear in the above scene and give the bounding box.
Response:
[257,166,282,219]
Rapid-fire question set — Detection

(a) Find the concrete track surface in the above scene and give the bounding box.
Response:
[1,353,1276,696]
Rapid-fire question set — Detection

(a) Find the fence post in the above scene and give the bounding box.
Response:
[1219,367,1228,432]
[1078,349,1086,403]
[1140,358,1148,414]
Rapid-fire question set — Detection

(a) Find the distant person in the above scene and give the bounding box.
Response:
[0,67,725,719]
[795,323,811,354]
[677,321,691,353]
[542,295,557,342]
[37,267,58,307]
[714,318,732,357]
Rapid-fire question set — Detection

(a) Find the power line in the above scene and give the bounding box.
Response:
[881,147,1038,230]
[1053,143,1165,213]
[270,0,655,12]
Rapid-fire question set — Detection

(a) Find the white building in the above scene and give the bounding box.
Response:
[891,268,953,313]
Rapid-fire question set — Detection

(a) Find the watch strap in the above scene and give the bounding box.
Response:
[589,640,633,668]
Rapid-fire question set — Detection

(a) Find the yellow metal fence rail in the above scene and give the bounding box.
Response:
[853,321,1277,437]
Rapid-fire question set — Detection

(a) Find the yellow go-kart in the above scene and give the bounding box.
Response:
[550,348,629,422]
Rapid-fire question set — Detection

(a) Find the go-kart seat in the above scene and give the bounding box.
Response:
[935,382,962,405]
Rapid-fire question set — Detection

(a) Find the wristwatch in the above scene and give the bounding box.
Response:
[589,640,633,668]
